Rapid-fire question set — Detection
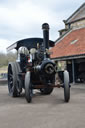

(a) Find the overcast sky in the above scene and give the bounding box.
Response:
[0,0,85,53]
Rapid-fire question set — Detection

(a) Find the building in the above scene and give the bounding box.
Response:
[51,3,85,83]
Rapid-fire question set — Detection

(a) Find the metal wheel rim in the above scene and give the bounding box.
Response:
[8,66,14,93]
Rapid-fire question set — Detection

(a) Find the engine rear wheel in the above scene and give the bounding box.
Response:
[25,72,32,103]
[64,70,70,102]
[40,87,53,95]
[8,62,19,97]
[15,62,22,93]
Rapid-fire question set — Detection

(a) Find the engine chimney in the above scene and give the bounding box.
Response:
[42,23,49,51]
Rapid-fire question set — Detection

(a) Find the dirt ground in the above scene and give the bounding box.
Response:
[0,84,85,128]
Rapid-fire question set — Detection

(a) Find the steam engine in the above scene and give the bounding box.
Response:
[7,23,70,103]
[26,23,56,86]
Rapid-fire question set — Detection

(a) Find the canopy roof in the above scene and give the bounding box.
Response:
[7,38,55,52]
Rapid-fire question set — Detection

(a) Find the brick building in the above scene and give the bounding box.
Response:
[51,3,85,83]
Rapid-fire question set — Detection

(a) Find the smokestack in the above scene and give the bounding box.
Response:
[42,23,49,50]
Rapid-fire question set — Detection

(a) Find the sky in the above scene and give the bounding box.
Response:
[0,0,85,53]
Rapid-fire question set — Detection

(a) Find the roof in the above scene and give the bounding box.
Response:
[7,38,55,52]
[51,27,85,60]
[65,3,85,24]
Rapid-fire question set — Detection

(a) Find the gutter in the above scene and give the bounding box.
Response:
[52,54,85,61]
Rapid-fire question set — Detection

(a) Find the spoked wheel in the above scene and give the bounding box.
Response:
[15,62,22,94]
[40,87,53,95]
[64,70,70,102]
[25,72,32,103]
[8,63,19,97]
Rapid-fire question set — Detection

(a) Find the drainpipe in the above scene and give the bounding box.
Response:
[72,59,75,84]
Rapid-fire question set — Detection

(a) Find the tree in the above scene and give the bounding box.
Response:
[0,52,17,67]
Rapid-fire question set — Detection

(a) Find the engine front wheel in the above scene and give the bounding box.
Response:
[25,72,32,103]
[64,70,70,102]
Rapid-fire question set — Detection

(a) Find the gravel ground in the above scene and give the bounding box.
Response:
[0,84,85,128]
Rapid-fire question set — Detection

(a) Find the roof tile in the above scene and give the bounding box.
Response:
[51,28,85,59]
